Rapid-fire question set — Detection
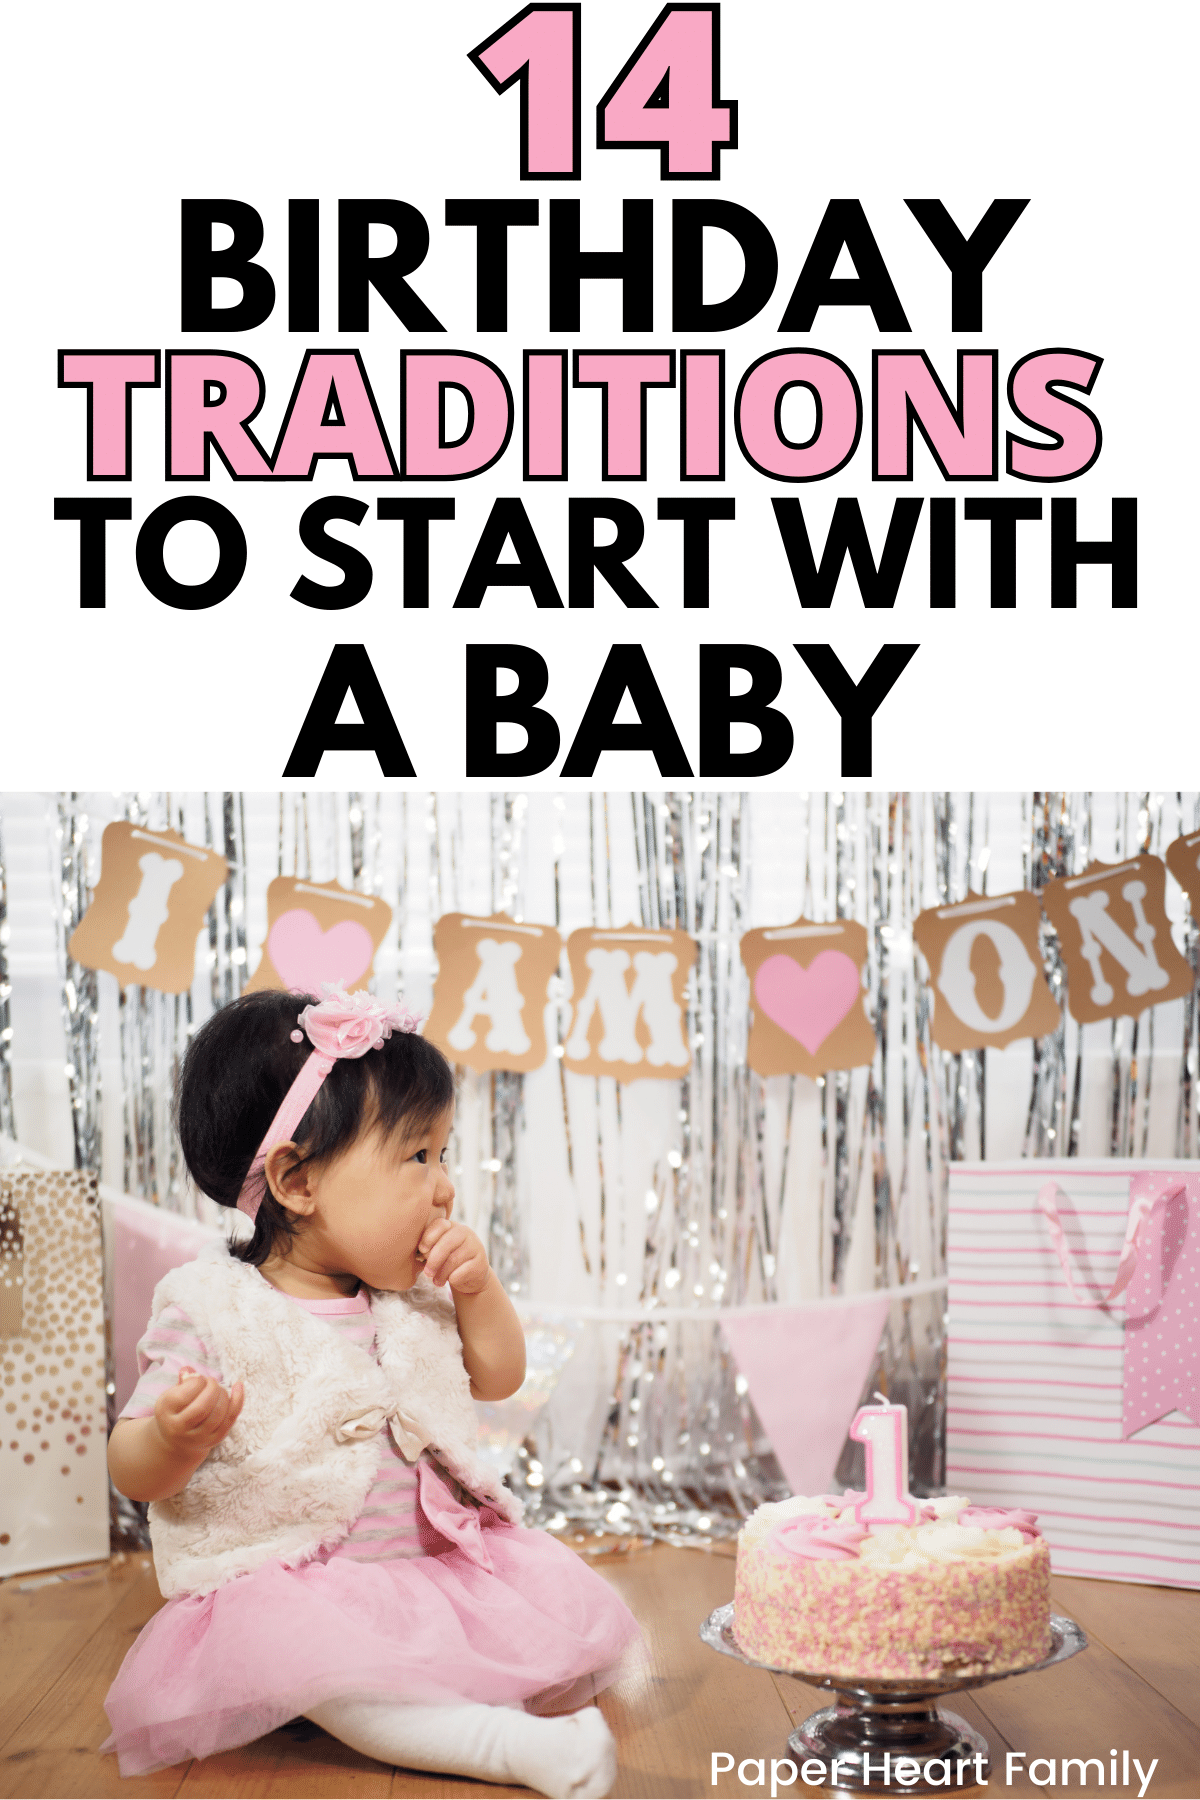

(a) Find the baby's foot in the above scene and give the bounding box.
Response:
[514,1705,617,1799]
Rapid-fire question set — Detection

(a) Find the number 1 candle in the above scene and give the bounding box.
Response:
[850,1395,919,1526]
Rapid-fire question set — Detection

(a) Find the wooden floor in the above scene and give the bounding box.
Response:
[0,1544,1196,1799]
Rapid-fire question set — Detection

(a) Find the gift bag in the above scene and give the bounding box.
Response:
[947,1160,1200,1589]
[0,1169,110,1575]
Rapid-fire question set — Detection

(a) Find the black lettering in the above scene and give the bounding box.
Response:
[465,644,560,776]
[283,644,414,776]
[671,200,777,331]
[376,499,455,607]
[53,498,132,608]
[454,499,563,608]
[772,497,922,608]
[549,199,653,331]
[561,644,692,776]
[337,200,444,332]
[795,643,919,776]
[904,199,1029,331]
[180,200,275,332]
[657,499,736,608]
[569,500,654,607]
[445,199,540,331]
[291,497,373,609]
[1050,498,1137,608]
[963,499,1043,607]
[699,644,793,775]
[135,497,246,609]
[779,200,910,332]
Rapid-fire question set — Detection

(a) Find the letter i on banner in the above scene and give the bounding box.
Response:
[1041,857,1193,1024]
[424,912,563,1073]
[69,822,228,994]
[912,889,1060,1050]
[563,924,697,1081]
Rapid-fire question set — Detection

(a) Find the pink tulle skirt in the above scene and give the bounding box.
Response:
[102,1466,642,1776]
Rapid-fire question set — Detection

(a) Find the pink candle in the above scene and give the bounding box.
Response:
[850,1397,920,1526]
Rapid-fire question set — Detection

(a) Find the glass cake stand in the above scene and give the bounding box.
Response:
[700,1604,1087,1795]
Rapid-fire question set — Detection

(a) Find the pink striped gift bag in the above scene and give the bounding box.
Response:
[946,1160,1200,1589]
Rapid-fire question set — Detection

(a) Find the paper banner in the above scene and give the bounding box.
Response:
[1042,857,1193,1025]
[474,1322,578,1479]
[425,912,563,1073]
[562,923,697,1082]
[740,917,874,1078]
[105,1192,219,1414]
[913,889,1061,1051]
[1123,1171,1199,1439]
[1166,829,1200,916]
[245,876,392,995]
[720,1295,891,1496]
[68,822,228,995]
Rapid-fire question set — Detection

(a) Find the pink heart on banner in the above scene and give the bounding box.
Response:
[267,909,375,991]
[754,950,861,1054]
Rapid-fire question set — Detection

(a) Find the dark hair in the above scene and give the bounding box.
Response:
[176,990,455,1266]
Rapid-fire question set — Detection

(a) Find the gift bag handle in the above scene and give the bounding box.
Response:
[1036,1175,1186,1307]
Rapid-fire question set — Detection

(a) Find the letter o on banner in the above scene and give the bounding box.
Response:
[937,919,1036,1037]
[734,350,862,481]
[135,497,248,608]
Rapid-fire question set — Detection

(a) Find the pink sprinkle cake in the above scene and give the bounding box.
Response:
[733,1493,1052,1680]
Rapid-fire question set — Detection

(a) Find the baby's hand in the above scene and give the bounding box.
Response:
[153,1366,245,1460]
[418,1219,491,1295]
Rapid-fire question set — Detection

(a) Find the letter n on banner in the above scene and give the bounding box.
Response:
[563,924,697,1081]
[912,889,1060,1051]
[425,912,562,1073]
[1041,856,1193,1024]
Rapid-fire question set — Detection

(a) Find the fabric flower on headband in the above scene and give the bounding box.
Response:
[237,984,425,1221]
[292,984,425,1061]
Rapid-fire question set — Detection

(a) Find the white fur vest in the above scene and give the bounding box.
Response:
[145,1243,521,1598]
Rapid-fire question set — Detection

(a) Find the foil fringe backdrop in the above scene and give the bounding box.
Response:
[20,791,1200,1553]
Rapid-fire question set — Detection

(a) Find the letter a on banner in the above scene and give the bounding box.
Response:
[425,912,563,1074]
[740,916,875,1078]
[913,889,1060,1051]
[563,924,697,1082]
[69,821,228,994]
[1042,856,1193,1024]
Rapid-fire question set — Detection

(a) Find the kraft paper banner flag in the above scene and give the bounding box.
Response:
[1041,856,1193,1024]
[246,876,392,995]
[425,912,563,1074]
[562,924,698,1082]
[913,889,1061,1051]
[1166,828,1200,915]
[68,821,228,995]
[720,1295,891,1497]
[740,917,875,1078]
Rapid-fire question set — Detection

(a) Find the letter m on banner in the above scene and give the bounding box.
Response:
[563,925,698,1081]
[1042,855,1194,1025]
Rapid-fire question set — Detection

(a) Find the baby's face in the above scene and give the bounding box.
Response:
[306,1105,456,1292]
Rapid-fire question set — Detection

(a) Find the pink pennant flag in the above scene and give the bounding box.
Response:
[721,1295,891,1495]
[1123,1172,1199,1439]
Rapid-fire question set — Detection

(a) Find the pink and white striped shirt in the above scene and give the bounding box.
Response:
[121,1287,441,1562]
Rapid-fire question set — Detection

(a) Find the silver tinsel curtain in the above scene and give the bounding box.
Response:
[8,790,1198,1547]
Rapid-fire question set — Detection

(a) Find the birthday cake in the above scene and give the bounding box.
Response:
[733,1488,1052,1680]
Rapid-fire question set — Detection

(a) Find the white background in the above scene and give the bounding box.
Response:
[3,0,1195,788]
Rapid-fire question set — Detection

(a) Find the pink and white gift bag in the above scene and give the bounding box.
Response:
[947,1160,1200,1589]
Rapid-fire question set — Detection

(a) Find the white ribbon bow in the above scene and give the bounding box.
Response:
[335,1405,430,1462]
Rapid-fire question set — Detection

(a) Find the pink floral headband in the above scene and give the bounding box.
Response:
[236,985,424,1222]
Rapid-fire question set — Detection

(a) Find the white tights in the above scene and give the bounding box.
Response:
[306,1695,617,1798]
